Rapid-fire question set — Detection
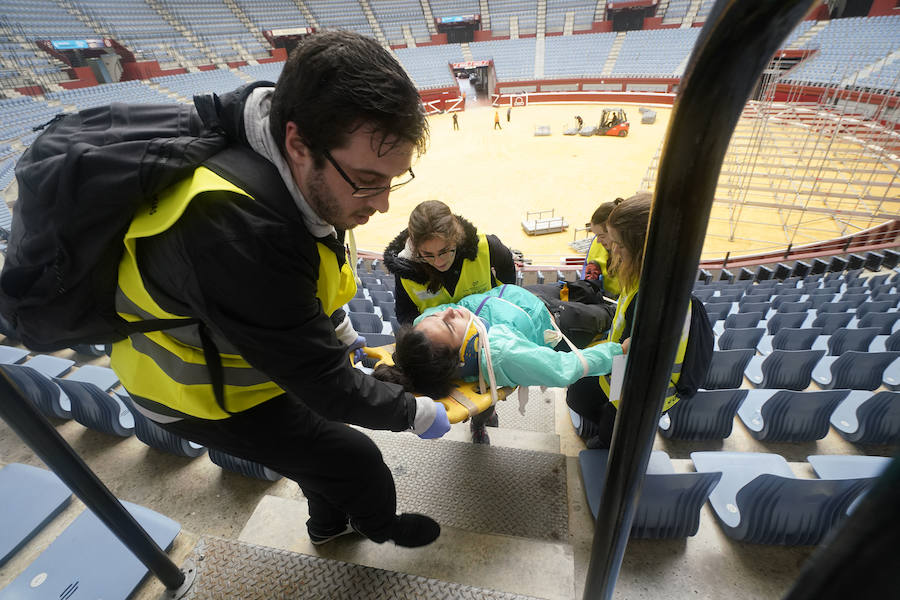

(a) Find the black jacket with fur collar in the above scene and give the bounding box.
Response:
[383,216,516,324]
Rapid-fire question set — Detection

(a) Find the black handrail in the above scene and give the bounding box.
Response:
[0,371,186,590]
[582,1,818,598]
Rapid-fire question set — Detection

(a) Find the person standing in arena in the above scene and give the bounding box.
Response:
[383,200,516,443]
[452,112,459,130]
[494,109,502,130]
[108,31,450,549]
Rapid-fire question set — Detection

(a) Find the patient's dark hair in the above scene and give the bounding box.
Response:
[372,326,459,397]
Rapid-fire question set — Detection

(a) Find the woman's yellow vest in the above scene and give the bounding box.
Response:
[109,166,356,420]
[585,236,620,296]
[400,234,498,313]
[598,286,690,412]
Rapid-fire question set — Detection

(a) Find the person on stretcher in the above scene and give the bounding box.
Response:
[372,284,628,402]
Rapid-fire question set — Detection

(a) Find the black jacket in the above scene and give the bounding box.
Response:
[382,216,516,324]
[134,84,416,431]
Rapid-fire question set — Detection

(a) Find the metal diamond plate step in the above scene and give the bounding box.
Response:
[493,386,557,433]
[182,536,548,600]
[366,431,568,542]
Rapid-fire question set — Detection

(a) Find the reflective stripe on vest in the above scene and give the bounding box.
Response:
[598,287,690,412]
[585,236,620,296]
[110,166,356,420]
[401,234,497,312]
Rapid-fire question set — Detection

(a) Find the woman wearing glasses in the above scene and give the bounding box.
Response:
[383,200,516,443]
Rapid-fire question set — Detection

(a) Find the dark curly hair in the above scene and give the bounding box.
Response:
[372,326,459,398]
[269,30,428,166]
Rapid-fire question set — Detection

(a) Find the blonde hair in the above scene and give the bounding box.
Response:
[607,192,652,290]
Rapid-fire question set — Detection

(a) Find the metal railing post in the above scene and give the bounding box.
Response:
[0,371,186,590]
[582,1,818,598]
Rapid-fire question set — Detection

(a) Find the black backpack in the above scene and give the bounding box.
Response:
[0,84,266,351]
[673,295,715,399]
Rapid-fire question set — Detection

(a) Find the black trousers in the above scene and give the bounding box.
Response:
[158,394,398,541]
[565,376,618,448]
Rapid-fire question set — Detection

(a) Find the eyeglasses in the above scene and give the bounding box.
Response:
[321,149,415,199]
[417,247,457,263]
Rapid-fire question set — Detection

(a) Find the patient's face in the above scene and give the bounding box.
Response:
[416,307,469,352]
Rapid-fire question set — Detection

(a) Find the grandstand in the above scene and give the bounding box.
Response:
[0,1,898,599]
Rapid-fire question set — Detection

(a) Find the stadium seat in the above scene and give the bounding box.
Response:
[739,301,771,315]
[349,311,385,334]
[817,301,853,314]
[693,288,716,302]
[759,326,823,356]
[765,312,809,335]
[771,294,802,309]
[845,254,865,271]
[744,349,825,390]
[379,301,396,323]
[773,263,792,280]
[856,301,895,319]
[755,265,773,281]
[776,301,812,314]
[809,258,829,275]
[837,293,868,308]
[812,351,900,390]
[348,298,374,313]
[0,463,71,566]
[579,449,721,539]
[856,311,900,334]
[738,267,755,281]
[117,392,205,458]
[55,366,134,437]
[703,302,733,322]
[792,261,811,278]
[703,349,755,390]
[208,449,282,481]
[881,249,900,270]
[829,390,900,444]
[863,252,884,272]
[736,389,849,442]
[717,327,765,351]
[658,388,747,440]
[828,256,848,272]
[826,327,880,355]
[740,293,773,305]
[691,451,870,545]
[369,290,395,307]
[807,293,837,310]
[811,311,855,335]
[724,312,764,329]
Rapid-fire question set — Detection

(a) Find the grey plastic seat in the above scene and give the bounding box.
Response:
[807,293,837,310]
[0,346,29,364]
[580,449,721,538]
[856,311,900,334]
[776,301,812,314]
[208,449,282,481]
[0,357,73,420]
[837,293,869,308]
[807,454,892,514]
[714,291,743,303]
[703,349,755,390]
[765,312,808,335]
[693,288,716,302]
[829,390,900,444]
[739,301,771,315]
[658,389,747,440]
[745,349,825,390]
[869,284,896,299]
[0,463,71,566]
[771,327,823,351]
[811,312,854,335]
[827,327,880,355]
[363,281,388,292]
[864,274,891,288]
[691,451,870,545]
[811,351,900,390]
[724,311,764,329]
[369,290,395,308]
[378,301,396,323]
[841,285,867,295]
[362,332,396,347]
[771,294,802,309]
[717,327,765,351]
[55,366,134,437]
[117,392,206,458]
[817,301,853,314]
[736,389,849,442]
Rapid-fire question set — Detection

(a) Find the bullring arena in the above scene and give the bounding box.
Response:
[0,1,898,599]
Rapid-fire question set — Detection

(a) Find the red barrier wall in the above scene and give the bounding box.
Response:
[59,66,97,89]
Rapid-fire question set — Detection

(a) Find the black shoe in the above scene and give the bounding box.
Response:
[389,513,441,548]
[578,417,599,440]
[471,425,491,445]
[308,522,358,545]
[485,411,499,428]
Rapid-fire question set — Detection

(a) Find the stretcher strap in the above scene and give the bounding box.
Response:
[449,388,480,417]
[471,314,499,405]
[549,314,589,377]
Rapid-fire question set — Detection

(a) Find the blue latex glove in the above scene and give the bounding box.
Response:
[418,403,450,439]
[348,335,366,363]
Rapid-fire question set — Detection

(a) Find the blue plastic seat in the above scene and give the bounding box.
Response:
[856,300,894,318]
[812,351,900,390]
[817,301,853,314]
[55,366,134,437]
[770,327,823,352]
[579,449,721,538]
[363,332,396,347]
[369,290,395,307]
[0,500,180,599]
[714,291,743,303]
[363,282,388,292]
[771,294,802,309]
[378,301,396,322]
[807,293,837,310]
[736,389,849,441]
[347,298,374,313]
[740,293,773,305]
[837,293,869,308]
[827,327,880,355]
[811,311,854,335]
[703,302,733,321]
[691,451,870,545]
[658,389,747,440]
[0,464,71,566]
[208,449,282,481]
[349,311,384,334]
[724,311,763,329]
[765,312,808,335]
[693,288,716,302]
[776,301,812,314]
[117,392,206,458]
[856,311,900,334]
[717,327,764,351]
[807,454,891,514]
[745,349,825,390]
[829,390,900,444]
[739,301,770,315]
[703,349,755,390]
[0,345,29,364]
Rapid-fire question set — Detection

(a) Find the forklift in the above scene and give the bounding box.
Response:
[597,108,629,137]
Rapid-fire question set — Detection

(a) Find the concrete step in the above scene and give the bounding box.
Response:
[238,494,574,599]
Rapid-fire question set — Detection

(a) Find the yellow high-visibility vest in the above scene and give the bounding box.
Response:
[110,166,356,420]
[585,236,620,296]
[401,234,498,313]
[598,286,690,412]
